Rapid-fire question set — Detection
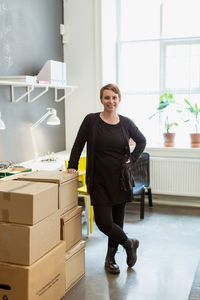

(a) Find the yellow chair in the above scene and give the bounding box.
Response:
[65,157,93,237]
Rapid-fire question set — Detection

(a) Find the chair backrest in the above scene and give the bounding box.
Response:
[65,157,87,186]
[78,156,86,172]
[65,160,68,170]
[132,152,150,187]
[65,156,86,172]
[78,157,86,186]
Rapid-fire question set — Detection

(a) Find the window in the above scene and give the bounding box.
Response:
[102,0,200,147]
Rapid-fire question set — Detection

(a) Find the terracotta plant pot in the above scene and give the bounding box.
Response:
[190,133,200,148]
[163,133,175,147]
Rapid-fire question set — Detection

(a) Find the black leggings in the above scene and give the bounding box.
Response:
[93,202,128,248]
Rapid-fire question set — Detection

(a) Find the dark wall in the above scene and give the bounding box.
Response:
[0,0,65,163]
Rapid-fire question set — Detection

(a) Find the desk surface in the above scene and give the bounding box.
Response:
[20,150,87,172]
[0,150,86,180]
[20,150,70,171]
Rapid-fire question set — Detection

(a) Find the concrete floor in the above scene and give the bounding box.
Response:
[62,199,200,300]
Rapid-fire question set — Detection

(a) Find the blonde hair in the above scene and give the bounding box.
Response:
[100,83,121,100]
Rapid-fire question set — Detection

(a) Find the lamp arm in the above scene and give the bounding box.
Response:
[30,111,51,130]
[30,111,51,160]
[29,108,58,160]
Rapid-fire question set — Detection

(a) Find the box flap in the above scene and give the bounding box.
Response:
[0,180,35,193]
[0,180,56,196]
[61,206,82,223]
[65,241,86,261]
[0,172,32,182]
[30,240,66,269]
[18,170,78,184]
[14,182,57,196]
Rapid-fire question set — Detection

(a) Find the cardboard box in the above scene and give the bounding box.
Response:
[0,241,66,300]
[0,211,60,265]
[61,206,82,252]
[65,241,86,292]
[18,171,78,212]
[0,180,58,225]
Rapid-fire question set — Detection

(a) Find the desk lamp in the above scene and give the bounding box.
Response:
[30,108,60,160]
[0,112,6,130]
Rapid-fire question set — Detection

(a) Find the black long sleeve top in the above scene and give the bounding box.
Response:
[68,112,146,194]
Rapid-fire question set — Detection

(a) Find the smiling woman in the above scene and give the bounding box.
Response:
[67,83,146,274]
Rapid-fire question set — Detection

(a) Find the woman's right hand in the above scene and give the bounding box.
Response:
[67,168,76,174]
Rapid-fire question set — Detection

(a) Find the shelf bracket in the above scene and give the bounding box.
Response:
[54,87,75,102]
[1,81,77,103]
[10,85,34,103]
[27,86,49,103]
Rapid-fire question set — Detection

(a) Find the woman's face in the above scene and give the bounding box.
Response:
[101,89,121,113]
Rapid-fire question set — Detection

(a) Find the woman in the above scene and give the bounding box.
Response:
[67,83,146,274]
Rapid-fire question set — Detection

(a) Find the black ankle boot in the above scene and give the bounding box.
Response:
[123,239,139,268]
[105,247,120,274]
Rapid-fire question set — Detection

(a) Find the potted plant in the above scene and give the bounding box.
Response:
[184,99,200,147]
[149,93,179,147]
[163,116,178,147]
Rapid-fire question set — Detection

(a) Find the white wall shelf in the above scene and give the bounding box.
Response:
[0,80,78,103]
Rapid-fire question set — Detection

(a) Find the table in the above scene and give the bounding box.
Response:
[20,151,69,171]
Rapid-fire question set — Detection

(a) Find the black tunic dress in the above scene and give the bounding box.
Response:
[90,116,132,206]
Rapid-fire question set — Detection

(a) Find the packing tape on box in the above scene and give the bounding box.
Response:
[2,192,10,201]
[2,209,9,221]
[1,182,37,200]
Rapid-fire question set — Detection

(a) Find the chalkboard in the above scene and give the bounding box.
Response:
[0,0,65,163]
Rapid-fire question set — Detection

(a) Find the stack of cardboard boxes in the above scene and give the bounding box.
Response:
[0,170,86,299]
[17,171,86,293]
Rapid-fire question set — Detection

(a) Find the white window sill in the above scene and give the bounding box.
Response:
[145,145,200,159]
[130,144,200,158]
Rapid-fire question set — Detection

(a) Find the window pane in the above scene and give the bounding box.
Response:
[102,0,117,84]
[119,42,160,92]
[165,43,200,89]
[120,0,160,40]
[162,0,200,38]
[119,94,161,146]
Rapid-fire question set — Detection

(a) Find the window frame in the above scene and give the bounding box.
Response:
[115,0,200,148]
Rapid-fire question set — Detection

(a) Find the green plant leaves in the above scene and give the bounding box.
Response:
[165,116,178,133]
[157,102,169,110]
[149,93,179,132]
[149,95,200,134]
[184,98,200,133]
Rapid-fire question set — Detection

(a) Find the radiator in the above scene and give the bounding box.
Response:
[150,157,200,197]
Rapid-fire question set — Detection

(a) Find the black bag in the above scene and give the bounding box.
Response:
[120,157,135,191]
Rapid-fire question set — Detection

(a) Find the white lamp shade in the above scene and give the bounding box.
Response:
[46,114,60,125]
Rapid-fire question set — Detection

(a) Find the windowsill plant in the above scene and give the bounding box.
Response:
[184,99,200,147]
[149,93,179,147]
